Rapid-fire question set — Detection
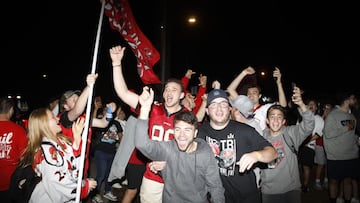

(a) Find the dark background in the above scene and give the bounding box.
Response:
[2,0,359,112]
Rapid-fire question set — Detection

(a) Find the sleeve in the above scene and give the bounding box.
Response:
[192,86,206,114]
[134,119,166,160]
[287,109,316,147]
[72,140,82,156]
[181,76,190,91]
[323,111,347,139]
[80,179,90,199]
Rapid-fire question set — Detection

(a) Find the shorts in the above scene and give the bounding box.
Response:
[140,177,164,203]
[327,159,360,180]
[298,146,315,167]
[126,163,146,189]
[314,145,326,165]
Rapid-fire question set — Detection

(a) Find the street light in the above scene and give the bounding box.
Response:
[187,16,197,25]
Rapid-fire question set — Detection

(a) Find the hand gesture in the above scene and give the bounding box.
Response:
[291,86,304,106]
[72,117,85,149]
[109,45,126,66]
[212,80,221,89]
[185,69,196,79]
[139,86,154,109]
[243,66,255,75]
[72,117,85,138]
[236,151,259,173]
[273,67,282,82]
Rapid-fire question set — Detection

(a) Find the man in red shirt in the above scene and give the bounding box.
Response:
[109,45,187,203]
[0,97,28,203]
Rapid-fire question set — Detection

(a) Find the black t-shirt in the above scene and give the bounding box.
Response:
[94,119,123,154]
[198,120,272,198]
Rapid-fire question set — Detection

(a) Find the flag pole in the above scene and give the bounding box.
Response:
[75,0,105,202]
[160,0,167,82]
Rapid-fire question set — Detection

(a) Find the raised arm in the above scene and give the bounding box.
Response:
[138,86,154,120]
[67,73,98,122]
[92,102,117,128]
[109,45,140,109]
[180,69,196,91]
[226,66,255,100]
[72,117,85,150]
[193,74,207,114]
[273,67,287,107]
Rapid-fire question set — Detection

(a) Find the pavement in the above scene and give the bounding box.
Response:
[301,185,329,203]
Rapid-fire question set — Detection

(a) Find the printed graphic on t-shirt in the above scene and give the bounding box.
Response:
[206,133,237,177]
[340,119,355,130]
[101,123,120,144]
[267,140,285,168]
[150,124,174,141]
[0,132,13,159]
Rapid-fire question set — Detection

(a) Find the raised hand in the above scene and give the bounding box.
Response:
[109,45,126,66]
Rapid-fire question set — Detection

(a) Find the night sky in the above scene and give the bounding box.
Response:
[3,0,359,111]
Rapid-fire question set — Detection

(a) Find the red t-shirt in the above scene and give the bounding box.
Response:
[0,121,28,190]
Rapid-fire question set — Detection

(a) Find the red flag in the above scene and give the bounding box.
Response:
[104,0,162,85]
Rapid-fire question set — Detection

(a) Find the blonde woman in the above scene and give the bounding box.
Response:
[18,108,96,202]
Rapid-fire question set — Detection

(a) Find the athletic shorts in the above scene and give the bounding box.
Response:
[327,158,360,180]
[298,146,315,167]
[314,145,327,165]
[126,163,146,189]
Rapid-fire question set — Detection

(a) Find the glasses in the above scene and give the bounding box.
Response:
[208,101,230,109]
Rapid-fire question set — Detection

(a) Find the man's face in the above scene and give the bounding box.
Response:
[64,94,79,111]
[266,109,286,133]
[247,87,261,105]
[206,98,231,126]
[181,93,196,110]
[174,120,197,152]
[163,82,184,108]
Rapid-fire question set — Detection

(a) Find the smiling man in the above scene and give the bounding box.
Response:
[134,86,225,203]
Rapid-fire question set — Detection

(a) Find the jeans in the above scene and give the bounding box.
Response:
[94,150,115,193]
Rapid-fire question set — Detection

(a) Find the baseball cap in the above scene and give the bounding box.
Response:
[206,89,229,107]
[230,95,254,119]
[62,90,81,99]
[59,90,81,111]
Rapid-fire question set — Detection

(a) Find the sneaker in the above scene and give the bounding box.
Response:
[336,197,345,203]
[314,182,323,190]
[121,178,128,186]
[92,194,104,203]
[103,191,118,201]
[112,182,122,189]
[301,186,310,193]
[351,198,360,203]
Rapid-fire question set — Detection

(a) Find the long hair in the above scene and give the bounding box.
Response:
[19,108,70,167]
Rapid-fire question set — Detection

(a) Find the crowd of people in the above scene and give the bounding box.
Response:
[1,44,359,203]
